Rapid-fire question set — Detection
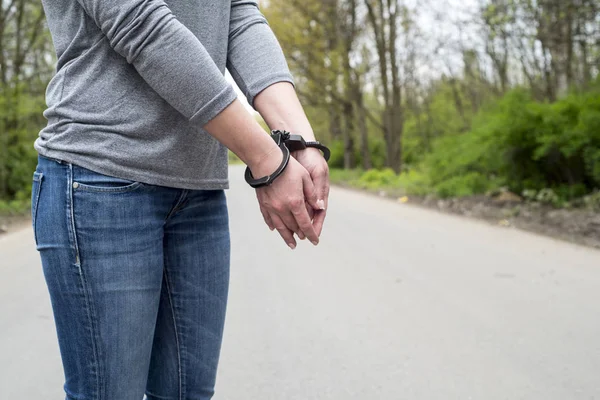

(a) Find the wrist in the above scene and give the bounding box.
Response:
[267,123,315,142]
[297,130,316,141]
[284,129,316,142]
[247,141,284,178]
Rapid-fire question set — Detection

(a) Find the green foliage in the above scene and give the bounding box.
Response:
[582,191,600,211]
[330,168,433,196]
[332,81,600,205]
[367,138,387,170]
[434,172,494,198]
[0,84,48,211]
[328,140,345,169]
[0,199,31,217]
[350,137,387,170]
[358,168,398,189]
[395,170,432,196]
[228,151,243,165]
[417,83,600,200]
[328,136,387,170]
[328,168,363,186]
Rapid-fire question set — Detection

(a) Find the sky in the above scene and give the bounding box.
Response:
[230,0,482,114]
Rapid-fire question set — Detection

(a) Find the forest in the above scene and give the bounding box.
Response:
[264,0,600,206]
[0,0,599,214]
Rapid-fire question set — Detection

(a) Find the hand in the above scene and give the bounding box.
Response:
[292,148,330,237]
[251,148,322,249]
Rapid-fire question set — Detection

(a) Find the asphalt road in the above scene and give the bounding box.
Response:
[1,165,599,399]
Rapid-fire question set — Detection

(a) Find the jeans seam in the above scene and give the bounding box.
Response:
[145,390,176,400]
[165,190,189,222]
[31,172,44,246]
[67,163,104,400]
[67,164,81,267]
[163,268,183,400]
[73,181,143,193]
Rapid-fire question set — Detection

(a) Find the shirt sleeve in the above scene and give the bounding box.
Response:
[75,0,238,127]
[227,0,295,108]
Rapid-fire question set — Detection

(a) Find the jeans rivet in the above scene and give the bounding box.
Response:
[73,182,80,189]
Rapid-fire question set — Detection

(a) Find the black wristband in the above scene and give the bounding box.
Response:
[244,136,291,189]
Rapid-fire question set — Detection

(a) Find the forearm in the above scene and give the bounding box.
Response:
[254,82,317,141]
[204,100,281,176]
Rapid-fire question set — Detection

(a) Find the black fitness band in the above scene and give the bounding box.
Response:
[244,130,331,188]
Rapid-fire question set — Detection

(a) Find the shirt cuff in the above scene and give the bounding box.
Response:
[189,85,239,127]
[246,73,295,108]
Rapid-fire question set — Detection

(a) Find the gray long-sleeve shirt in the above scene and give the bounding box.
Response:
[35,0,293,189]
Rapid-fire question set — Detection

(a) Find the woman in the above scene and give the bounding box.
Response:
[31,0,330,398]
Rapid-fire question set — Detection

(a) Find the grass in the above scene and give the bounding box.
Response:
[0,199,30,217]
[329,168,364,186]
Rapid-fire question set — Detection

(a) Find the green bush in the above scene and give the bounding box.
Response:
[0,198,30,216]
[433,172,493,198]
[368,138,387,170]
[228,150,242,164]
[329,168,363,185]
[328,140,345,169]
[0,85,47,213]
[396,169,432,196]
[582,191,600,210]
[418,83,600,201]
[358,168,398,189]
[330,137,387,170]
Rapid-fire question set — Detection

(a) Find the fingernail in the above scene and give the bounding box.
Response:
[311,240,318,246]
[288,243,296,250]
[317,199,326,210]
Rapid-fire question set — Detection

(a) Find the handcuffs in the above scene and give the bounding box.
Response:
[244,130,331,189]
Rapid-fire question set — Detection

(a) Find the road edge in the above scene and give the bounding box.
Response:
[332,183,600,250]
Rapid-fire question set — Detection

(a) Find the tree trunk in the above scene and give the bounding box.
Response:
[565,1,574,89]
[328,104,342,140]
[342,100,354,169]
[355,87,371,170]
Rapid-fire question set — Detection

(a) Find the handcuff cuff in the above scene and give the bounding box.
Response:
[244,130,331,189]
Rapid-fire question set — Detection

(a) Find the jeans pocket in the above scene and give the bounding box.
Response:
[71,165,144,194]
[31,171,44,245]
[73,180,143,193]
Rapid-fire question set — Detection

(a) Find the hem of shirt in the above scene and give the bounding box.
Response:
[35,148,230,191]
[189,85,239,127]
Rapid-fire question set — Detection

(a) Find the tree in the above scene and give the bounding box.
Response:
[0,0,52,201]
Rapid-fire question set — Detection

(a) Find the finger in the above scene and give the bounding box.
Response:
[312,209,327,237]
[271,213,297,249]
[301,171,320,211]
[279,210,301,239]
[312,165,330,211]
[306,201,315,221]
[259,206,275,231]
[291,200,319,245]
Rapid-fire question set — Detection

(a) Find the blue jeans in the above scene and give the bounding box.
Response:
[31,155,230,400]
